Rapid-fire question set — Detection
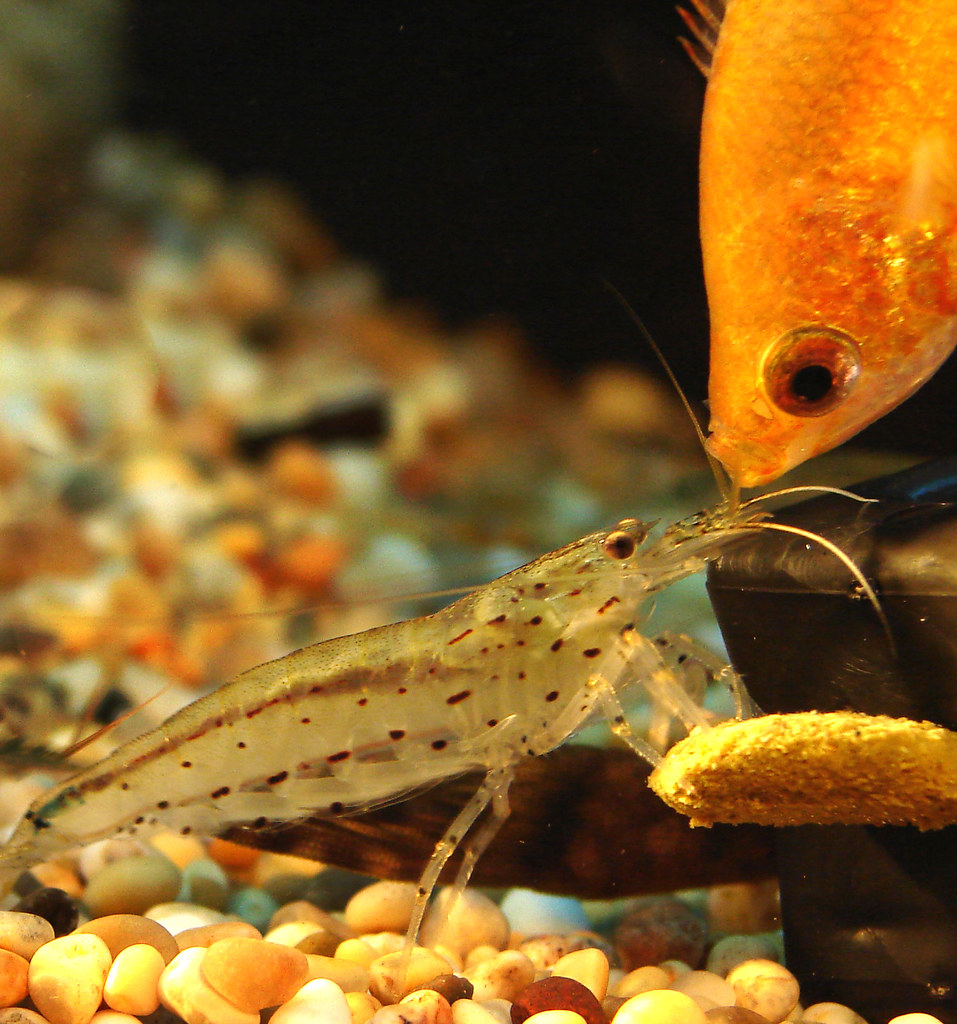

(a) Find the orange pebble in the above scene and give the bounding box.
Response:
[267,441,338,506]
[207,838,261,870]
[0,948,29,1007]
[272,535,348,594]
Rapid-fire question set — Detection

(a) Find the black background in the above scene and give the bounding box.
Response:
[124,1,953,457]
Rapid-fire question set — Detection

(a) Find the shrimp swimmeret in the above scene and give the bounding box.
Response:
[0,491,878,942]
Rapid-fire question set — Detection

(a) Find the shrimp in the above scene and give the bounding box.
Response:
[0,485,883,945]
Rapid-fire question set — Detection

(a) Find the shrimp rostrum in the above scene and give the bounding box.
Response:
[0,504,779,934]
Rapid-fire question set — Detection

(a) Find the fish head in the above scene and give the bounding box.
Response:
[706,295,957,490]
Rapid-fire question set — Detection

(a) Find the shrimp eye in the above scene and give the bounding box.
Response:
[763,326,861,416]
[602,530,638,560]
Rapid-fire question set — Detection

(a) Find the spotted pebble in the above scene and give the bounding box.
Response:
[724,959,799,1024]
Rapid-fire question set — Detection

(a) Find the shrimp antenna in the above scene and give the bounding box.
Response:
[601,281,734,505]
[725,518,894,651]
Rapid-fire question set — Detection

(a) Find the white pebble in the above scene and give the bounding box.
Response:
[464,949,536,1002]
[421,888,509,957]
[672,971,735,1009]
[801,1002,868,1024]
[887,1016,946,1024]
[346,881,417,936]
[500,890,589,934]
[270,978,353,1024]
[158,947,258,1024]
[725,959,799,1023]
[145,901,227,934]
[0,911,54,960]
[613,989,708,1024]
[523,1013,587,1024]
[552,948,610,1001]
[451,999,506,1024]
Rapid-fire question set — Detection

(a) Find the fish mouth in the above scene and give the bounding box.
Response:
[704,431,786,490]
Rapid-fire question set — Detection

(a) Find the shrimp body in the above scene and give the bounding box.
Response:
[1,514,741,888]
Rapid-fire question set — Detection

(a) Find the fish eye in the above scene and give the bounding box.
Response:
[763,326,861,416]
[602,520,647,560]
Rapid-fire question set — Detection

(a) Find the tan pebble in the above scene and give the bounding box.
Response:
[201,937,308,1013]
[0,1009,50,1024]
[523,1013,587,1024]
[887,1017,945,1024]
[337,938,380,968]
[552,948,610,1001]
[149,832,207,868]
[521,935,578,971]
[451,998,506,1024]
[612,966,672,999]
[725,960,799,1024]
[297,929,342,957]
[672,971,735,1010]
[158,947,258,1024]
[103,943,165,1015]
[270,899,351,938]
[346,881,418,936]
[201,237,289,322]
[250,851,320,886]
[399,988,453,1024]
[802,1002,869,1024]
[612,989,708,1024]
[464,944,500,968]
[421,888,509,958]
[464,949,536,1002]
[706,935,781,976]
[176,920,262,950]
[369,947,454,1004]
[270,978,354,1024]
[704,1007,774,1024]
[0,949,29,1007]
[661,960,693,980]
[347,990,383,1024]
[83,852,182,917]
[707,883,780,936]
[0,912,55,960]
[76,913,179,964]
[28,933,112,1024]
[89,1012,143,1024]
[304,952,371,993]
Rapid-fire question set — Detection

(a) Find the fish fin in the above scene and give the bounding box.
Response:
[676,0,726,76]
[898,131,957,232]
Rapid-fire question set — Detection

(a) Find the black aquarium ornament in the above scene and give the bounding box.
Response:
[707,456,957,1024]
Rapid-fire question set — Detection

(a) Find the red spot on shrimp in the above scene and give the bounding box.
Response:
[534,582,547,590]
[487,614,507,624]
[568,589,582,597]
[597,596,621,614]
[211,786,230,799]
[487,718,499,727]
[431,739,448,750]
[268,771,289,785]
[583,648,601,658]
[157,800,169,809]
[518,671,526,679]
[237,741,246,749]
[357,697,368,706]
[301,717,311,724]
[327,750,351,763]
[546,690,559,702]
[181,761,192,768]
[527,615,543,625]
[389,729,405,740]
[330,801,344,813]
[309,684,323,695]
[449,628,473,645]
[446,690,472,705]
[551,639,563,652]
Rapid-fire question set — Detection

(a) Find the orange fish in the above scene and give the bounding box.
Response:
[688,0,957,488]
